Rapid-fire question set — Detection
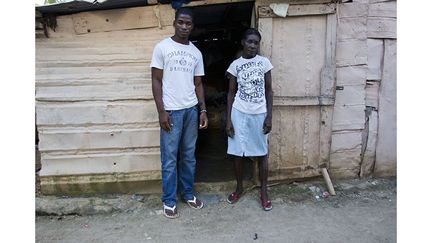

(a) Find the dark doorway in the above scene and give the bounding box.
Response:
[188,2,255,182]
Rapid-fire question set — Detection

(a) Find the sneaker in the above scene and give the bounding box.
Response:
[226,192,242,204]
[163,204,179,219]
[185,196,204,209]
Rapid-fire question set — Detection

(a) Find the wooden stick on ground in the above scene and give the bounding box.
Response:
[321,168,336,195]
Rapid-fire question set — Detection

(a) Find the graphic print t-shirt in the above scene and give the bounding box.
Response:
[227,55,273,114]
[150,38,205,110]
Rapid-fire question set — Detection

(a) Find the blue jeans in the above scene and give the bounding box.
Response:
[160,106,198,207]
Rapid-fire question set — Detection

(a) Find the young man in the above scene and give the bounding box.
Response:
[150,8,208,219]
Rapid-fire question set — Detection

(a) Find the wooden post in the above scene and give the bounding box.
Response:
[321,168,336,195]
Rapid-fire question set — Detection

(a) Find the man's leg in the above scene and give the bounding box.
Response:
[160,110,183,207]
[177,106,198,201]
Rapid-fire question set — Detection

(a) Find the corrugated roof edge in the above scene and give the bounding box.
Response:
[36,0,155,15]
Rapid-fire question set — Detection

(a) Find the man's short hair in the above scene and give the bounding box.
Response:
[175,7,194,22]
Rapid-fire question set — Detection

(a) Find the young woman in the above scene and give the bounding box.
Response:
[225,28,273,211]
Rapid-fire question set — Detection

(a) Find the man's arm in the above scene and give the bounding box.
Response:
[263,71,273,134]
[194,76,208,129]
[151,67,171,132]
[226,74,237,138]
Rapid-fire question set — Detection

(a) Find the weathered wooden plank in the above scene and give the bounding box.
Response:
[367,17,396,39]
[367,38,384,80]
[360,109,378,177]
[36,72,150,86]
[44,15,77,38]
[36,65,149,76]
[319,13,337,167]
[331,130,362,153]
[336,65,367,86]
[257,3,336,18]
[36,100,158,125]
[40,25,173,41]
[329,168,359,179]
[330,131,362,172]
[39,127,159,152]
[268,106,321,171]
[321,14,336,96]
[332,105,365,130]
[368,1,396,18]
[39,170,162,195]
[334,84,366,107]
[272,15,326,96]
[337,2,368,18]
[258,18,273,59]
[36,59,150,68]
[337,17,367,40]
[36,53,147,62]
[369,0,395,4]
[39,151,161,176]
[319,106,333,165]
[336,39,367,67]
[36,45,155,57]
[72,4,175,34]
[255,0,332,6]
[374,39,396,176]
[365,81,379,108]
[187,0,253,7]
[273,96,334,106]
[35,83,153,101]
[268,167,322,181]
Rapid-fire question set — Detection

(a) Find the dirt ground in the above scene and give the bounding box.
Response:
[36,178,396,243]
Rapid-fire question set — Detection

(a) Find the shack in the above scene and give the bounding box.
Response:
[35,0,396,194]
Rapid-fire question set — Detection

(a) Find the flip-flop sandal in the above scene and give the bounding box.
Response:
[227,192,242,204]
[186,196,204,209]
[163,204,179,219]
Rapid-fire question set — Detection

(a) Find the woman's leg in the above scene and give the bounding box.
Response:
[233,156,244,194]
[258,155,269,201]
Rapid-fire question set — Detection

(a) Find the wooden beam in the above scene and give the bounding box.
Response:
[72,4,175,34]
[319,13,336,167]
[186,0,253,7]
[273,96,335,106]
[321,168,336,195]
[257,3,336,18]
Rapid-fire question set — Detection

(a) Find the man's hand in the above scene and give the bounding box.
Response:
[263,115,272,134]
[226,120,235,138]
[159,111,172,132]
[199,112,208,129]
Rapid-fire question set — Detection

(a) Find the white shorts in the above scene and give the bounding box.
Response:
[227,107,268,157]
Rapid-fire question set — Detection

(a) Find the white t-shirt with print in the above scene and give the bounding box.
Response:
[227,55,273,114]
[150,37,205,110]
